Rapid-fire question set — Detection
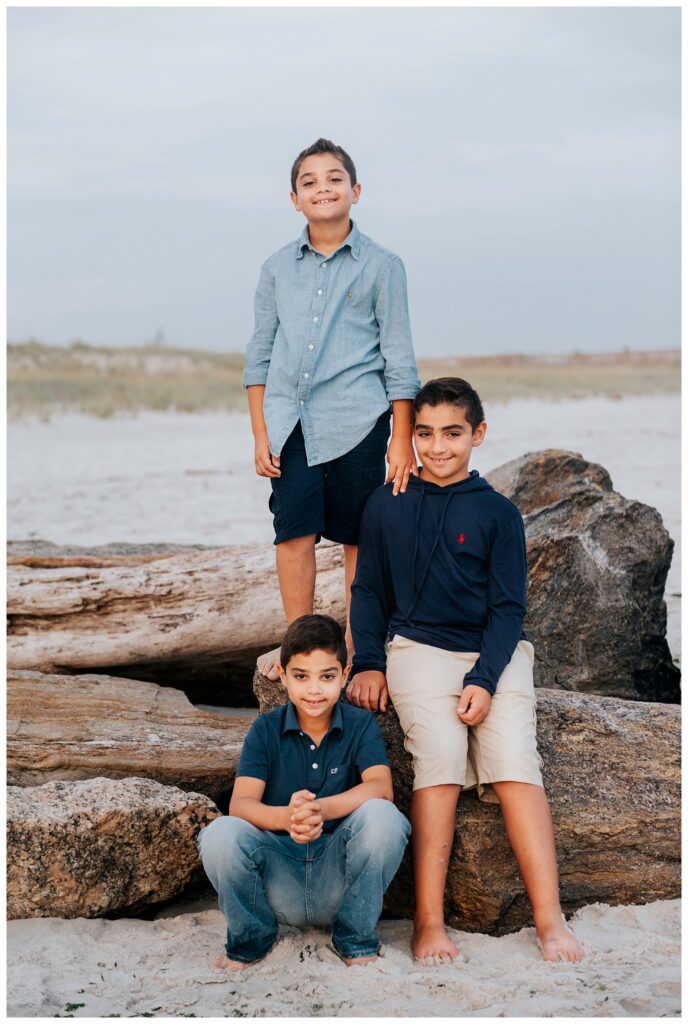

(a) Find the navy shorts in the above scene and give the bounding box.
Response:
[269,410,391,545]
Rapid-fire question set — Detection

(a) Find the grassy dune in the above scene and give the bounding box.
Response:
[7,341,680,420]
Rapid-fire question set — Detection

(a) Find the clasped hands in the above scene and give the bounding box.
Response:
[288,789,325,844]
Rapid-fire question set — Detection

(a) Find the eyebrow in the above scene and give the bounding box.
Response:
[291,665,340,673]
[298,168,344,180]
[414,423,465,431]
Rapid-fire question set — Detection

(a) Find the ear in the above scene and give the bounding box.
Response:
[351,182,362,205]
[290,190,302,213]
[277,664,287,687]
[472,422,487,448]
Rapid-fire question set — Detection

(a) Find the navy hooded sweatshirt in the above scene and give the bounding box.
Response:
[349,469,527,695]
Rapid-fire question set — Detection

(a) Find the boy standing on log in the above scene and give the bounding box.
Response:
[347,377,584,965]
[243,138,420,680]
[198,614,410,969]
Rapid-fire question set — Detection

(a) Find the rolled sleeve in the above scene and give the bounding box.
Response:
[374,256,420,402]
[243,261,279,388]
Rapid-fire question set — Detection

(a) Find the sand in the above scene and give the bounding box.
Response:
[6,898,681,1018]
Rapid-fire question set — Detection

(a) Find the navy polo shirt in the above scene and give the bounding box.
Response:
[236,700,390,834]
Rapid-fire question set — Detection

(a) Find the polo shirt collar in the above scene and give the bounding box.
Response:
[296,220,360,261]
[281,700,344,735]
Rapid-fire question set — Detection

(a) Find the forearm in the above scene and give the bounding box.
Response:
[390,399,414,442]
[319,777,393,822]
[229,795,290,832]
[246,385,268,440]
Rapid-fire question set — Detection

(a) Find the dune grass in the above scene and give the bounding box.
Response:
[7,340,680,420]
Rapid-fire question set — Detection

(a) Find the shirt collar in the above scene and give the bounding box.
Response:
[296,220,360,261]
[281,700,344,735]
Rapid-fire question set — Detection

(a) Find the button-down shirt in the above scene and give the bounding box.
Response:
[236,700,390,834]
[243,221,420,466]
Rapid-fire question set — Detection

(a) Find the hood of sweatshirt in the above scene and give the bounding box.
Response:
[401,469,494,622]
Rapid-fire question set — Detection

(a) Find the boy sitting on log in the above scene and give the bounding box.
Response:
[347,376,584,965]
[198,614,410,969]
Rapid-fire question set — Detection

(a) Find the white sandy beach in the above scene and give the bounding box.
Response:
[6,898,681,1018]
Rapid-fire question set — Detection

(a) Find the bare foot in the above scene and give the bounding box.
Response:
[341,954,379,966]
[257,646,281,681]
[211,954,248,972]
[536,915,584,963]
[412,920,459,964]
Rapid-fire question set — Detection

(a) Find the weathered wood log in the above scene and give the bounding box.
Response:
[7,777,220,919]
[7,670,254,801]
[7,450,679,701]
[7,540,345,672]
[255,671,681,934]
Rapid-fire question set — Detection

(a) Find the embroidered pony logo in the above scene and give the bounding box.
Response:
[458,534,465,545]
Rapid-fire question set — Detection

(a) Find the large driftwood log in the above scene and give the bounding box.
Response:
[7,777,220,919]
[7,450,678,701]
[7,540,345,672]
[7,670,254,801]
[255,672,681,934]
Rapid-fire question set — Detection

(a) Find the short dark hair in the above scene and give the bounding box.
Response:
[413,377,485,432]
[280,614,348,670]
[291,138,357,192]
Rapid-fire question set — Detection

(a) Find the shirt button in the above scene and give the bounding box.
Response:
[300,400,304,405]
[308,344,314,350]
[303,372,309,379]
[313,316,319,322]
[312,763,318,769]
[310,744,315,750]
[322,262,327,268]
[317,289,323,295]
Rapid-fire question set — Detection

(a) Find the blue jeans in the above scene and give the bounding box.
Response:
[198,799,410,964]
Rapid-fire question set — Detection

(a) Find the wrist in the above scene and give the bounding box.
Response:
[318,797,332,822]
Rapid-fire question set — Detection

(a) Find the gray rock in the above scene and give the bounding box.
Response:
[7,777,220,919]
[486,450,679,702]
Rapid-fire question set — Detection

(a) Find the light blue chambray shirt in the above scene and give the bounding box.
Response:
[243,221,420,466]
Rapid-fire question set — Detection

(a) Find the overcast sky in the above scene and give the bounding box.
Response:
[7,6,680,357]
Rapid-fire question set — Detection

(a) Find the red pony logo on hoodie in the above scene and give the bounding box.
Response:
[458,533,465,545]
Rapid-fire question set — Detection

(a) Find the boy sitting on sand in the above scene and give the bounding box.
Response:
[198,614,410,969]
[347,377,584,965]
[243,137,420,681]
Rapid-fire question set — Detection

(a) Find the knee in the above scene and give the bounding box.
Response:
[350,799,411,851]
[197,815,258,870]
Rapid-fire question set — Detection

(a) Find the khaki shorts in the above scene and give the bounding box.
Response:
[385,635,544,802]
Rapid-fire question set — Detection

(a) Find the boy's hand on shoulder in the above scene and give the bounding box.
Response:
[457,685,492,725]
[254,436,281,478]
[386,438,418,496]
[346,670,389,712]
[288,790,323,843]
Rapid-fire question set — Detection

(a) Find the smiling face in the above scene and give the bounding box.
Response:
[278,646,349,734]
[413,402,487,487]
[290,152,361,227]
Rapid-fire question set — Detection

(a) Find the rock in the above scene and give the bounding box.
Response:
[485,450,679,702]
[253,671,680,934]
[7,670,254,801]
[7,777,220,919]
